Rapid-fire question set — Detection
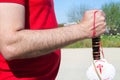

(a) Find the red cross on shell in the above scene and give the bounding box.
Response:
[97,64,103,74]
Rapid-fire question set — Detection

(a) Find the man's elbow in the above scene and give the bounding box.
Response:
[0,34,21,61]
[0,44,18,61]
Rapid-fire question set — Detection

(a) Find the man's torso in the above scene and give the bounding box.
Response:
[0,0,60,80]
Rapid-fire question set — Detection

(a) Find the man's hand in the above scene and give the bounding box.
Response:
[79,10,106,38]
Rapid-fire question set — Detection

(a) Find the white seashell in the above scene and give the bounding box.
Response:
[86,59,116,80]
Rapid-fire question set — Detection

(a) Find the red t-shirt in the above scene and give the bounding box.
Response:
[0,0,61,80]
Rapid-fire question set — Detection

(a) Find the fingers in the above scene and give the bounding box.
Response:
[86,10,105,17]
[84,10,106,22]
[95,10,106,21]
[95,22,106,37]
[99,10,106,17]
[94,10,106,37]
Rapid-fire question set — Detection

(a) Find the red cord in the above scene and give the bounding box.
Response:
[92,11,98,38]
[93,11,105,59]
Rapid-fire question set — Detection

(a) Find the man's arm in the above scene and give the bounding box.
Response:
[0,3,106,60]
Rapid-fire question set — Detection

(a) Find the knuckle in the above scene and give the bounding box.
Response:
[104,22,106,26]
[85,10,89,14]
[100,10,104,14]
[102,28,106,33]
[102,16,105,20]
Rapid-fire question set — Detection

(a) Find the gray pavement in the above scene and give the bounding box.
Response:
[56,48,120,80]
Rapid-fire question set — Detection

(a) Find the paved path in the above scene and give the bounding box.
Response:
[56,48,120,80]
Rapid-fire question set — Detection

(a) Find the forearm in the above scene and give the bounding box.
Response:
[1,24,87,60]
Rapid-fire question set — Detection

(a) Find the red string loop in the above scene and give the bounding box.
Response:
[92,11,98,38]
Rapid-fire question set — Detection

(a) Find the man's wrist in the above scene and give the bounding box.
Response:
[76,23,91,39]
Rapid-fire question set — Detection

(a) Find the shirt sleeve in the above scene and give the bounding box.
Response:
[0,0,25,6]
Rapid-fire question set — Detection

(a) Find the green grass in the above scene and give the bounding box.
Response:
[65,35,120,48]
[101,35,120,47]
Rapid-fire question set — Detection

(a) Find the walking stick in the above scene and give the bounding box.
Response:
[86,11,116,80]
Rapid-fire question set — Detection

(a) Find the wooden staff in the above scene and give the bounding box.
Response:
[92,37,101,60]
[92,37,102,80]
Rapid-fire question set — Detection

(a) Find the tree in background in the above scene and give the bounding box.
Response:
[67,4,89,23]
[102,2,120,35]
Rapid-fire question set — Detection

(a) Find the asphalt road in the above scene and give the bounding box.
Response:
[56,48,120,80]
